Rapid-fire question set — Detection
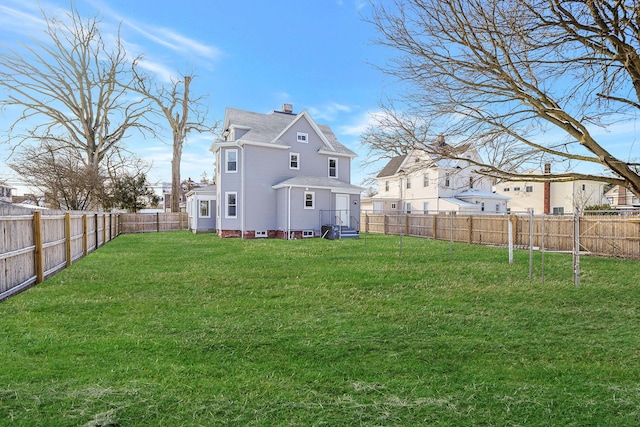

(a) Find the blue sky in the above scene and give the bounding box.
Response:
[0,0,392,194]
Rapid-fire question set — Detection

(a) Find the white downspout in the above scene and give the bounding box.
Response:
[239,143,245,238]
[287,185,292,240]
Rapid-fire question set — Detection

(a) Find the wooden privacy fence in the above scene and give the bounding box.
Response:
[0,210,189,302]
[0,205,119,302]
[362,212,640,260]
[119,212,188,233]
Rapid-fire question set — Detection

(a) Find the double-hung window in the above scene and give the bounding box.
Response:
[289,153,299,170]
[225,149,237,173]
[226,192,237,218]
[304,191,315,209]
[199,200,210,218]
[328,158,338,178]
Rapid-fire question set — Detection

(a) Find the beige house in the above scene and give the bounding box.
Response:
[494,164,608,214]
[364,139,508,214]
[604,185,640,209]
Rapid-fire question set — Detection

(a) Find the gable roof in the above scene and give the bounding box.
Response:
[219,107,356,157]
[376,154,407,178]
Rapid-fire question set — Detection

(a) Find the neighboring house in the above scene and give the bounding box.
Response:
[604,185,640,209]
[0,184,13,204]
[210,104,362,239]
[186,185,217,233]
[366,138,508,214]
[494,164,609,214]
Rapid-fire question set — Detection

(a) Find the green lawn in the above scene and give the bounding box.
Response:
[1,232,639,426]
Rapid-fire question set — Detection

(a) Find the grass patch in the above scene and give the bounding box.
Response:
[1,232,640,425]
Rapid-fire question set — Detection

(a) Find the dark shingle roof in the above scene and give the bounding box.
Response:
[376,155,407,178]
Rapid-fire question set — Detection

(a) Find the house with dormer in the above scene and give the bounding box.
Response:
[366,137,508,214]
[210,104,363,239]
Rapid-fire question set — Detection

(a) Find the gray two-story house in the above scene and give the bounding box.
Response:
[210,104,362,239]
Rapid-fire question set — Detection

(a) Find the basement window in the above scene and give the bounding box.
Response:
[302,230,314,238]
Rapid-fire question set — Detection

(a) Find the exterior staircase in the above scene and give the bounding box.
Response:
[322,225,359,240]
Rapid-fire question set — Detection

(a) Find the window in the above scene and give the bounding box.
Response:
[289,152,299,169]
[503,187,510,192]
[582,184,586,191]
[406,203,412,214]
[391,203,397,209]
[304,191,315,209]
[495,204,500,213]
[328,158,337,178]
[423,174,429,187]
[423,202,429,214]
[226,192,237,218]
[526,186,534,193]
[199,200,210,218]
[225,149,237,173]
[385,181,389,192]
[513,186,521,191]
[481,202,485,212]
[297,132,308,143]
[552,207,564,215]
[444,173,450,187]
[406,178,411,189]
[302,230,314,238]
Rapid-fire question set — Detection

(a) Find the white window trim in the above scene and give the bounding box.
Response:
[297,132,308,143]
[328,157,338,179]
[225,191,237,218]
[225,149,238,173]
[304,191,315,209]
[289,152,300,170]
[199,200,210,218]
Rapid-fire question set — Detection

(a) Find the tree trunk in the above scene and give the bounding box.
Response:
[170,136,182,213]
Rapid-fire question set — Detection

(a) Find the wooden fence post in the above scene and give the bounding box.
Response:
[383,215,388,235]
[405,214,409,236]
[95,214,99,249]
[65,212,72,267]
[33,211,44,284]
[433,215,438,240]
[365,213,369,233]
[83,214,88,256]
[509,215,518,246]
[102,214,107,245]
[156,213,160,233]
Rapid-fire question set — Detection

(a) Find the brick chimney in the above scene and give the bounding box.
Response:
[282,103,293,114]
[618,186,627,206]
[543,163,551,214]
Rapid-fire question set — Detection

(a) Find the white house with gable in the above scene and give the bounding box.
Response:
[366,137,509,214]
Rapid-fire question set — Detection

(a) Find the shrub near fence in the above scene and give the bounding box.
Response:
[0,205,119,302]
[362,212,640,260]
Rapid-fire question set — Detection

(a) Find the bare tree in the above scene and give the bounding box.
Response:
[130,72,215,212]
[0,6,152,179]
[366,0,640,197]
[9,141,103,210]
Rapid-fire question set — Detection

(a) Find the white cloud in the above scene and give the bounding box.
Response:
[308,102,354,122]
[338,110,385,136]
